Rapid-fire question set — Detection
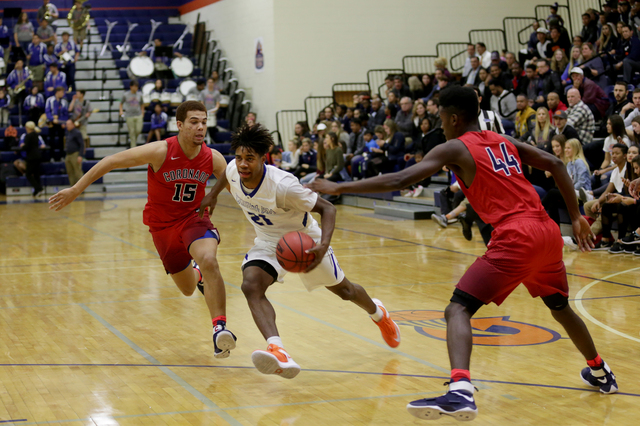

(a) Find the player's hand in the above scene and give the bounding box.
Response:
[48,187,80,211]
[306,178,340,195]
[572,216,595,252]
[303,242,328,273]
[630,177,640,198]
[198,191,218,218]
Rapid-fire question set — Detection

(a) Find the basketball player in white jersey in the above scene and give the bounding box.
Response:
[199,124,401,379]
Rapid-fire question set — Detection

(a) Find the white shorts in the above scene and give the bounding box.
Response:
[241,239,345,291]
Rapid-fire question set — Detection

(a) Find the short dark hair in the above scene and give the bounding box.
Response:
[467,43,475,47]
[427,98,439,106]
[488,79,503,88]
[633,87,640,94]
[231,123,274,156]
[615,80,628,88]
[582,13,590,18]
[55,86,64,93]
[470,86,481,97]
[130,80,139,88]
[78,89,86,95]
[612,143,629,155]
[623,24,633,31]
[537,58,550,66]
[476,42,486,48]
[176,100,207,122]
[351,117,363,126]
[50,62,58,68]
[526,64,537,71]
[438,86,478,125]
[364,129,374,136]
[393,75,403,81]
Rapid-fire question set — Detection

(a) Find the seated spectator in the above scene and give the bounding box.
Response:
[489,79,517,123]
[43,44,60,70]
[209,70,224,93]
[547,2,565,27]
[363,130,389,178]
[330,120,349,152]
[465,56,482,86]
[579,43,607,89]
[514,94,536,139]
[519,21,540,65]
[323,106,338,122]
[510,61,527,95]
[561,46,583,86]
[597,22,618,53]
[0,89,10,127]
[335,104,347,122]
[546,92,567,121]
[281,139,301,172]
[504,51,516,72]
[537,59,562,98]
[598,115,631,175]
[0,159,26,195]
[27,34,47,87]
[615,24,640,83]
[383,119,406,170]
[606,81,631,119]
[147,104,168,143]
[535,29,550,59]
[546,26,572,58]
[570,67,609,120]
[522,106,556,150]
[293,138,317,179]
[411,101,427,140]
[566,88,595,145]
[462,43,478,78]
[524,63,541,104]
[490,51,508,72]
[24,85,45,123]
[408,76,424,100]
[417,116,446,155]
[7,60,32,102]
[386,91,399,109]
[395,97,414,139]
[43,62,67,98]
[580,13,598,44]
[477,42,491,68]
[368,97,386,131]
[4,123,17,148]
[391,76,411,99]
[477,68,492,110]
[553,110,580,141]
[294,121,311,139]
[323,132,345,182]
[346,117,365,165]
[420,74,434,98]
[434,57,452,79]
[425,98,441,129]
[622,88,640,129]
[550,49,568,74]
[489,63,512,90]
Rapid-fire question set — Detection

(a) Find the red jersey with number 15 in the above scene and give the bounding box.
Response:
[143,136,213,230]
[454,131,546,227]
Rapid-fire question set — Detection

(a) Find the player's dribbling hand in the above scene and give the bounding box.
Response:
[303,242,328,273]
[48,187,80,211]
[198,191,217,218]
[306,179,340,195]
[572,216,595,252]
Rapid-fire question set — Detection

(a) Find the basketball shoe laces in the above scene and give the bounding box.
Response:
[267,344,290,362]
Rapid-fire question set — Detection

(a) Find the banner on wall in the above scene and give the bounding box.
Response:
[255,37,264,73]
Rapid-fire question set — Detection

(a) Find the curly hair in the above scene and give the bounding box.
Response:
[231,123,274,156]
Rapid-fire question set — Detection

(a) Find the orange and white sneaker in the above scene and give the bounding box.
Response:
[251,344,301,379]
[372,298,401,348]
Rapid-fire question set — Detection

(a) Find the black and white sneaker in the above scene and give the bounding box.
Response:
[623,244,637,254]
[593,240,614,251]
[193,261,205,295]
[431,213,448,228]
[608,242,624,254]
[213,323,237,359]
[407,380,477,421]
[580,361,618,394]
[620,231,640,245]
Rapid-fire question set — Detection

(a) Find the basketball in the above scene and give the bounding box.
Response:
[276,231,316,272]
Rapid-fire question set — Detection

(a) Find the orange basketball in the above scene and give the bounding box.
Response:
[276,231,316,273]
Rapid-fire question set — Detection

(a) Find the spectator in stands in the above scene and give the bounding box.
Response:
[425,98,441,130]
[411,102,427,140]
[619,1,632,24]
[4,123,17,149]
[139,38,182,76]
[119,81,144,149]
[596,115,631,184]
[0,89,9,127]
[0,159,25,195]
[604,81,630,122]
[573,35,584,50]
[511,61,526,94]
[490,51,507,72]
[622,87,640,128]
[68,90,92,148]
[45,86,68,157]
[546,26,571,58]
[0,16,9,51]
[383,119,406,170]
[489,79,517,123]
[553,110,580,141]
[537,59,562,98]
[462,43,478,78]
[515,94,536,139]
[207,70,223,93]
[67,0,88,50]
[407,76,423,100]
[476,42,491,68]
[547,2,564,27]
[386,91,399,110]
[346,117,365,170]
[146,104,168,144]
[395,97,414,140]
[20,121,45,197]
[524,63,541,104]
[603,1,620,23]
[566,87,595,145]
[27,34,47,89]
[368,97,386,131]
[64,119,85,186]
[546,92,567,120]
[281,139,300,172]
[322,132,345,182]
[37,0,59,25]
[597,22,618,53]
[322,106,337,122]
[330,120,349,152]
[612,24,638,76]
[489,63,511,90]
[477,67,492,110]
[561,46,583,86]
[579,43,607,89]
[434,57,451,79]
[522,107,556,150]
[44,44,60,70]
[13,12,34,53]
[44,63,67,98]
[24,85,45,124]
[36,19,56,47]
[7,60,31,110]
[363,130,390,178]
[420,74,434,99]
[471,86,505,133]
[580,13,598,44]
[294,121,311,139]
[465,56,482,86]
[520,21,541,65]
[200,78,221,117]
[293,138,316,179]
[55,32,79,91]
[550,49,568,74]
[570,67,609,120]
[535,28,550,59]
[504,51,516,71]
[391,76,411,99]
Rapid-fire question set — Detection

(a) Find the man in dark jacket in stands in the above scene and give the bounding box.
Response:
[537,59,562,98]
[553,110,580,142]
[620,24,640,84]
[546,27,572,57]
[571,67,609,120]
[580,13,598,44]
[367,97,386,131]
[391,76,411,99]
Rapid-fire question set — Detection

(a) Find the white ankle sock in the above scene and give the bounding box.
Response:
[267,336,283,348]
[370,306,384,322]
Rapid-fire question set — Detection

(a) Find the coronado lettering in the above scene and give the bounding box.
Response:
[163,169,210,184]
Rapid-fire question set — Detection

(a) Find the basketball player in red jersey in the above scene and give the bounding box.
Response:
[309,86,617,421]
[48,101,237,358]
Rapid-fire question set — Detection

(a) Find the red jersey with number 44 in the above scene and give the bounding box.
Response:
[454,131,546,227]
[143,136,213,229]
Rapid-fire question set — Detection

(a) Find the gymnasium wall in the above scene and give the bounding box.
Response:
[0,1,185,10]
[183,0,544,130]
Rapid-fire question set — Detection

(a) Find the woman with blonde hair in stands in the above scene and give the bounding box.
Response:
[550,49,568,73]
[434,57,451,79]
[523,107,556,151]
[561,46,583,86]
[407,75,424,100]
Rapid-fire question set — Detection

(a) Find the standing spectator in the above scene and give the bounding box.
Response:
[37,0,59,25]
[550,49,568,74]
[322,132,345,182]
[514,94,536,139]
[570,67,609,120]
[45,86,68,157]
[368,97,386,131]
[55,32,80,91]
[147,104,168,143]
[68,90,92,148]
[395,97,414,139]
[462,43,478,78]
[561,46,583,86]
[0,89,10,127]
[546,27,571,58]
[19,121,45,197]
[27,34,47,89]
[64,119,85,186]
[24,86,45,124]
[0,16,9,53]
[537,59,562,97]
[579,43,607,89]
[489,79,517,123]
[120,81,144,149]
[546,92,567,121]
[68,0,88,51]
[547,2,565,27]
[43,62,67,98]
[476,42,491,68]
[465,56,482,86]
[597,22,618,53]
[13,12,34,52]
[7,60,31,115]
[553,110,580,142]
[425,98,441,130]
[580,13,598,44]
[36,19,56,47]
[199,78,221,140]
[383,119,406,170]
[391,76,411,99]
[566,88,595,145]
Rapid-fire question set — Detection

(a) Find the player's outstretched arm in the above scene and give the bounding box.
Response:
[305,197,336,273]
[510,136,595,252]
[49,142,167,211]
[199,168,228,218]
[307,141,460,195]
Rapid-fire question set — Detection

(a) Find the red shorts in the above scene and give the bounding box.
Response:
[456,215,568,306]
[149,212,219,275]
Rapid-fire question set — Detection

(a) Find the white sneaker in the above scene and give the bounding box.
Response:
[412,185,424,198]
[403,189,414,197]
[563,236,578,250]
[251,344,301,379]
[579,188,594,203]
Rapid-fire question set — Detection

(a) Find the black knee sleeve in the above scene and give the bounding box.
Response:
[450,288,484,316]
[542,293,569,311]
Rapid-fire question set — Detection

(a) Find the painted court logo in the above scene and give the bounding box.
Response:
[391,310,561,346]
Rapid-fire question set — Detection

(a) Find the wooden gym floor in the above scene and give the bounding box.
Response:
[0,192,638,425]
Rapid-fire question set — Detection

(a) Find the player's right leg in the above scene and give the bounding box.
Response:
[242,261,301,379]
